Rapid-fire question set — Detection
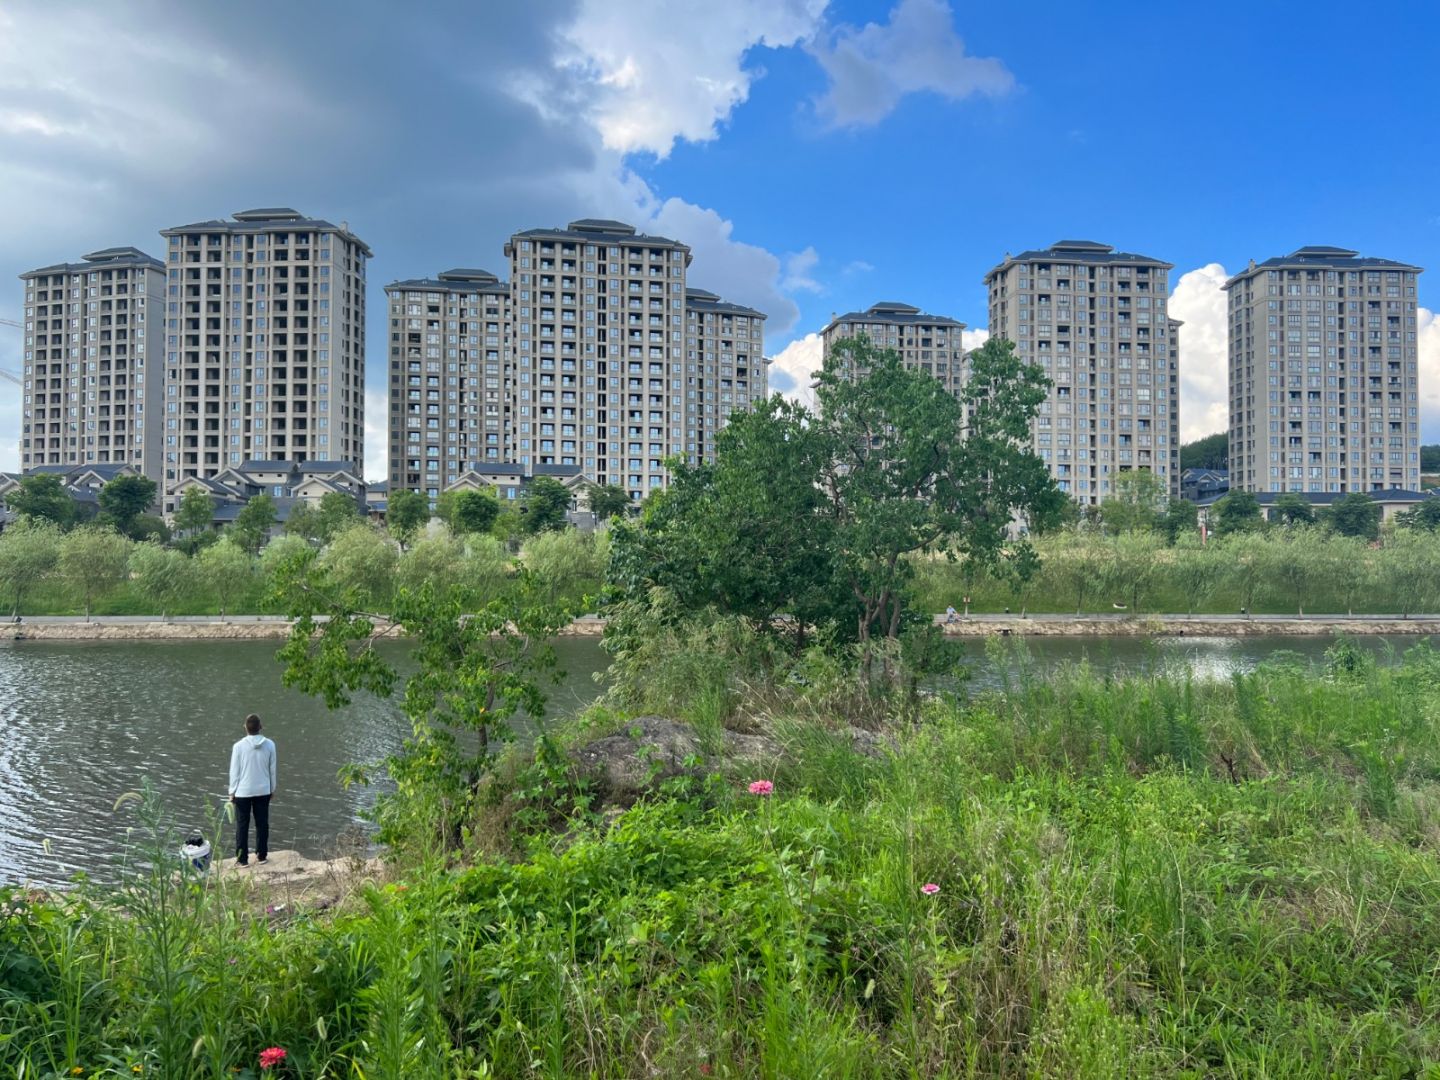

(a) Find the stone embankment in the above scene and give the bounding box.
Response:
[4,614,608,641]
[6,613,1439,642]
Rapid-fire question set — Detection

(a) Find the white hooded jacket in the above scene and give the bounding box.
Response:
[229,734,277,798]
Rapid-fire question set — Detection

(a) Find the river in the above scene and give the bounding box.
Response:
[0,632,1421,886]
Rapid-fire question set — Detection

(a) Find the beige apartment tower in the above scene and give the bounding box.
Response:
[684,288,767,464]
[19,248,166,481]
[986,241,1180,503]
[385,269,511,498]
[820,302,966,397]
[503,219,690,498]
[1225,247,1422,493]
[158,208,369,506]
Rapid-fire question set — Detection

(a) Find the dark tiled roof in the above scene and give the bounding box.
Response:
[531,463,583,477]
[827,301,965,331]
[297,460,357,473]
[240,459,296,471]
[1227,247,1421,284]
[506,220,687,253]
[685,288,766,319]
[1195,489,1430,508]
[22,247,164,277]
[161,210,372,256]
[387,273,507,294]
[985,241,1172,280]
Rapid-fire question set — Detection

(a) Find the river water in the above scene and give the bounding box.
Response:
[0,632,1420,885]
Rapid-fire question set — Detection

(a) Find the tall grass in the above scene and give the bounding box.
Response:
[8,644,1440,1075]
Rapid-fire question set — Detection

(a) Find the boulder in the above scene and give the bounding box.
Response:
[572,716,782,799]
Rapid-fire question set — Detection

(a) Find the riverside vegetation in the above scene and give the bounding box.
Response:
[6,338,1440,1077]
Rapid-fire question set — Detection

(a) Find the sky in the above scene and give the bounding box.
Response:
[2,0,1438,480]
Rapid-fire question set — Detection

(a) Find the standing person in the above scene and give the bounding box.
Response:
[229,714,277,865]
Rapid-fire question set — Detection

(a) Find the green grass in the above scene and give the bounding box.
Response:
[9,646,1440,1076]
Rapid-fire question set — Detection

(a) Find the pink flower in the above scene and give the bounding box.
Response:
[920,882,940,896]
[747,780,774,796]
[259,1046,287,1070]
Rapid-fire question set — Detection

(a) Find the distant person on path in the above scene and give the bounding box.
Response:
[228,713,277,865]
[945,605,958,624]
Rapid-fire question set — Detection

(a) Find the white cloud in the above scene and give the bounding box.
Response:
[363,389,390,483]
[962,327,990,351]
[1418,307,1440,441]
[810,0,1014,128]
[781,246,823,294]
[1168,263,1230,443]
[542,0,829,158]
[768,332,825,408]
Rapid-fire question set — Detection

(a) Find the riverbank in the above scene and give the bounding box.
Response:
[6,612,1440,640]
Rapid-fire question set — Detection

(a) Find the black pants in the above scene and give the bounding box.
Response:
[234,794,271,860]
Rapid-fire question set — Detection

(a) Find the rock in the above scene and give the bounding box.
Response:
[572,717,783,799]
[215,848,383,910]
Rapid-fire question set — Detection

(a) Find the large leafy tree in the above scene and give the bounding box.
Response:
[1271,492,1315,526]
[1099,469,1166,534]
[1395,496,1440,531]
[1324,492,1382,540]
[129,542,195,619]
[815,336,1061,645]
[442,488,501,537]
[521,476,572,534]
[586,483,632,521]
[608,396,842,648]
[1210,490,1262,536]
[197,538,256,618]
[386,489,429,547]
[0,519,61,615]
[230,493,277,553]
[6,474,76,529]
[97,475,157,533]
[173,486,215,552]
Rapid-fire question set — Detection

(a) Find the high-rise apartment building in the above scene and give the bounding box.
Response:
[158,208,369,505]
[986,241,1180,503]
[820,302,966,398]
[683,288,767,464]
[503,219,690,498]
[19,248,165,481]
[1225,246,1422,493]
[385,269,511,498]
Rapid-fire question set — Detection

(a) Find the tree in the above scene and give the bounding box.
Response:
[606,396,842,649]
[1271,492,1314,527]
[58,525,132,619]
[1422,444,1440,473]
[1048,533,1104,615]
[587,484,632,521]
[521,476,572,535]
[129,542,194,619]
[386,489,430,547]
[396,531,468,601]
[1395,497,1440,531]
[197,538,256,618]
[230,494,277,554]
[1179,432,1228,471]
[1169,535,1226,614]
[1104,530,1164,613]
[97,475,157,533]
[173,486,215,552]
[444,489,500,537]
[1261,527,1323,615]
[316,492,362,539]
[1220,532,1268,615]
[6,474,76,529]
[128,514,171,544]
[815,335,1061,649]
[1210,490,1262,537]
[1319,535,1375,616]
[1324,492,1382,541]
[319,523,398,607]
[522,528,608,611]
[1159,498,1199,545]
[462,535,514,602]
[1099,469,1165,534]
[0,519,61,616]
[1379,529,1440,618]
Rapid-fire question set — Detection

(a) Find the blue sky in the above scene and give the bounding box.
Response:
[2,0,1438,477]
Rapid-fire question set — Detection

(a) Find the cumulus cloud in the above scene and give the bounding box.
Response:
[363,389,390,483]
[1418,307,1440,441]
[768,332,825,408]
[541,0,828,158]
[810,0,1014,128]
[962,327,990,351]
[1168,264,1230,443]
